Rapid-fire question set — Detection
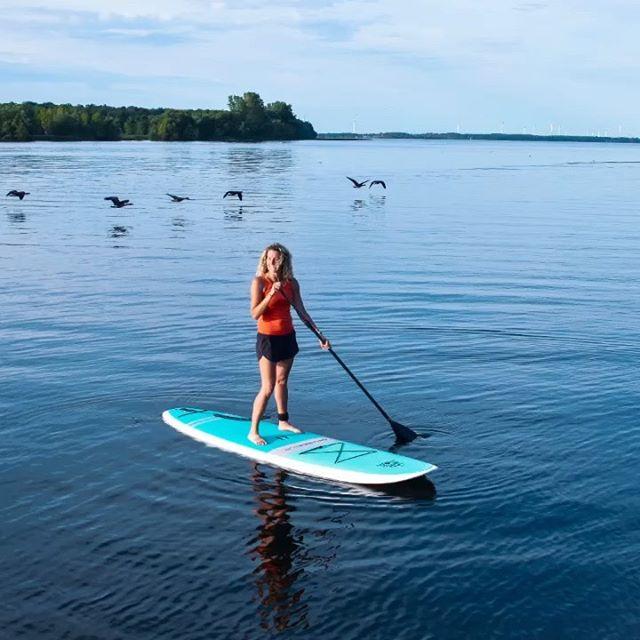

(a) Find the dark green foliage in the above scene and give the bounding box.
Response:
[0,93,316,142]
[0,103,39,141]
[149,110,198,141]
[197,110,236,140]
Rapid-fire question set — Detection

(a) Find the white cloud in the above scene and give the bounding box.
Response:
[0,0,639,133]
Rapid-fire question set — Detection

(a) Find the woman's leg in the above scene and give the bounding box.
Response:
[249,356,276,445]
[274,358,301,433]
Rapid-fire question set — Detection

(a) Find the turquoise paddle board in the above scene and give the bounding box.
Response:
[162,407,437,485]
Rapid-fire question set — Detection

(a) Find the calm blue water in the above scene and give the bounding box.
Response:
[1,140,639,639]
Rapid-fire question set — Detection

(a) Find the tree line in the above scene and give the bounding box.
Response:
[319,131,640,144]
[0,92,316,142]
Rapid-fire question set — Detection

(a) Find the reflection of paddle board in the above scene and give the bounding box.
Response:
[162,407,436,485]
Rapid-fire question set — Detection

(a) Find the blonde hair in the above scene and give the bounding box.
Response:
[256,243,294,280]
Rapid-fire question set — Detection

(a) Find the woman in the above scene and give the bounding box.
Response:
[249,243,330,445]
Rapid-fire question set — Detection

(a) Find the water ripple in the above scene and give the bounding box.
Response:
[2,140,640,639]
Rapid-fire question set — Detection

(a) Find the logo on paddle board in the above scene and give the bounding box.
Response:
[377,460,404,468]
[299,442,376,464]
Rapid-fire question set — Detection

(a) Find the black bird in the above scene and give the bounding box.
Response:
[369,180,387,189]
[6,190,30,200]
[167,193,191,202]
[104,196,132,208]
[346,176,368,188]
[223,190,243,201]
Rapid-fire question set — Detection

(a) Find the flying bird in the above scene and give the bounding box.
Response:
[167,193,191,202]
[6,190,30,200]
[104,196,132,208]
[346,177,368,188]
[223,191,243,201]
[369,180,387,189]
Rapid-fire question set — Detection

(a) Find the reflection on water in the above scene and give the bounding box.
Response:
[225,147,294,177]
[109,225,129,238]
[249,466,309,633]
[171,216,191,232]
[370,194,386,207]
[109,224,130,249]
[2,139,640,639]
[351,194,386,214]
[365,476,437,501]
[7,211,26,224]
[224,205,244,221]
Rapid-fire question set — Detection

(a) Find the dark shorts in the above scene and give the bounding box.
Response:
[256,331,299,363]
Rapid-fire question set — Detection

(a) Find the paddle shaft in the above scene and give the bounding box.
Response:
[302,320,399,425]
[277,287,407,432]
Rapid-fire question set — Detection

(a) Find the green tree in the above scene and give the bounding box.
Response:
[11,114,32,141]
[150,110,197,141]
[90,112,120,140]
[267,101,295,123]
[0,96,316,142]
[48,107,83,137]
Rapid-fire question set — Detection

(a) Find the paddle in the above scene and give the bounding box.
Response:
[278,287,419,443]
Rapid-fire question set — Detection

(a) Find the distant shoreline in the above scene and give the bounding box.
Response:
[4,131,638,145]
[318,132,640,144]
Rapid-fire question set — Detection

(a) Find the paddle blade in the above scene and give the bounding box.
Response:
[390,420,420,444]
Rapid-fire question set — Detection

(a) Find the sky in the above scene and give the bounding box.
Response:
[0,0,638,135]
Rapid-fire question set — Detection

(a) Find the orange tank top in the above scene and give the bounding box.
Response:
[257,278,295,336]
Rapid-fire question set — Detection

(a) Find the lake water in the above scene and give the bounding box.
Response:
[1,139,639,639]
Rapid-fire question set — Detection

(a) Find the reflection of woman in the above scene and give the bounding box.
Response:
[249,243,330,445]
[250,467,308,633]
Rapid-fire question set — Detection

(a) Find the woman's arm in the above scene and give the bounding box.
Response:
[291,279,331,348]
[250,277,276,320]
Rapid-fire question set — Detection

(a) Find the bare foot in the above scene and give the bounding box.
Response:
[278,421,301,434]
[248,432,266,446]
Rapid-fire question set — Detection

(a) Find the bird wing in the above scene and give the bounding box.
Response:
[121,200,130,205]
[238,192,243,200]
[223,191,230,198]
[167,193,178,199]
[380,181,386,188]
[346,176,359,186]
[6,190,17,196]
[104,196,119,203]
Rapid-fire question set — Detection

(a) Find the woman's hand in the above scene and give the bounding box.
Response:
[319,337,331,350]
[266,281,281,301]
[270,281,282,297]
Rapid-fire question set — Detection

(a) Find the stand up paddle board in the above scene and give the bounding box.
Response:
[162,407,436,485]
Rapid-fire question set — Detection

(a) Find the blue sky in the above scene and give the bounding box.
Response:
[0,0,638,135]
